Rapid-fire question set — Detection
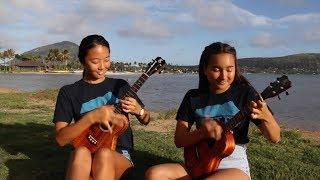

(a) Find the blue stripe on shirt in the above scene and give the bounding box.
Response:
[80,92,119,114]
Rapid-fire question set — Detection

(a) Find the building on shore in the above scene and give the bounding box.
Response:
[12,60,46,71]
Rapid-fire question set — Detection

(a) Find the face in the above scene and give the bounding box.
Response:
[83,45,110,83]
[204,53,236,94]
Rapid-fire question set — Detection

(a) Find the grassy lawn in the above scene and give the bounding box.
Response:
[0,89,319,179]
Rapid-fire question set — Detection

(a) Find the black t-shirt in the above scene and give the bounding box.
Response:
[176,84,262,144]
[53,78,144,152]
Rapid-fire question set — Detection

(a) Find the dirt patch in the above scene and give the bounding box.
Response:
[28,98,56,108]
[0,108,40,114]
[0,87,20,93]
[27,90,58,108]
[132,112,176,133]
[300,130,320,144]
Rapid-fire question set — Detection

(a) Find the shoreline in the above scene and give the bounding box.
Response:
[0,70,140,75]
[0,87,21,93]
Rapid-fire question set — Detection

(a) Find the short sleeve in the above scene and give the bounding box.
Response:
[176,90,194,123]
[53,87,74,124]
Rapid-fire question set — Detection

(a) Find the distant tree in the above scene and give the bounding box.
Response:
[0,51,3,71]
[59,49,71,69]
[0,49,15,72]
[45,49,60,68]
[6,49,15,71]
[18,54,40,61]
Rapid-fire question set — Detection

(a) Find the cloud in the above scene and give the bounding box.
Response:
[0,30,22,50]
[269,0,308,6]
[43,13,96,37]
[278,13,320,24]
[81,0,144,19]
[304,26,320,43]
[0,2,20,23]
[117,18,172,39]
[10,0,49,12]
[185,0,272,29]
[1,0,320,53]
[250,32,286,48]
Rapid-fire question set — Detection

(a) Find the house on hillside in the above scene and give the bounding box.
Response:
[12,60,46,71]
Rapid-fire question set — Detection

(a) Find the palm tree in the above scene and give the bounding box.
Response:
[45,49,60,69]
[0,51,3,71]
[6,49,15,71]
[2,50,9,72]
[59,49,71,70]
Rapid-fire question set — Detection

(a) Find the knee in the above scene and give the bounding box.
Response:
[92,148,114,167]
[94,148,114,161]
[145,166,164,180]
[72,147,92,165]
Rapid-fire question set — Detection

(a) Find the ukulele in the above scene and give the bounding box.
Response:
[184,75,292,179]
[72,57,166,153]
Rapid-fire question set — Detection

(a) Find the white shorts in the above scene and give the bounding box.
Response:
[217,144,251,178]
[121,150,134,165]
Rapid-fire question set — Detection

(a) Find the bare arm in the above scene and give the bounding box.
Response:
[135,110,150,125]
[55,105,118,146]
[120,97,151,125]
[174,119,223,148]
[250,100,281,143]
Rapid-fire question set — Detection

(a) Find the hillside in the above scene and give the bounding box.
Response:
[168,53,320,74]
[22,41,79,60]
[10,41,320,74]
[238,53,320,74]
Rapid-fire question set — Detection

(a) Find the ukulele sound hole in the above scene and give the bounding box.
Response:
[207,139,215,147]
[99,122,113,132]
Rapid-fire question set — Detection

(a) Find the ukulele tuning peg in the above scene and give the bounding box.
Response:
[278,95,281,100]
[285,91,289,95]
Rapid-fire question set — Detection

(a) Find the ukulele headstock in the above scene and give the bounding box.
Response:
[145,57,166,76]
[261,75,292,100]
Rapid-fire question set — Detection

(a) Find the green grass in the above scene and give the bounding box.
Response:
[0,90,319,179]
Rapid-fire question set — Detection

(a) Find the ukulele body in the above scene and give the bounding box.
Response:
[72,115,129,153]
[184,131,235,179]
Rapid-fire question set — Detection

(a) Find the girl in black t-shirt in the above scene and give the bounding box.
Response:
[53,34,150,180]
[145,42,280,180]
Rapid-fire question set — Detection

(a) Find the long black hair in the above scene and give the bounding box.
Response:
[198,42,250,92]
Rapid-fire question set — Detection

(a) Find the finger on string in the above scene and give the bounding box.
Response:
[123,108,130,113]
[105,121,113,134]
[258,93,264,101]
[251,108,260,114]
[251,113,257,119]
[121,99,130,105]
[250,101,257,108]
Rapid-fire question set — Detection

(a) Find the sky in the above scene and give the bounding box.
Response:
[0,0,319,65]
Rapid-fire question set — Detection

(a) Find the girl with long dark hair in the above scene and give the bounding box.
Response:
[145,42,280,179]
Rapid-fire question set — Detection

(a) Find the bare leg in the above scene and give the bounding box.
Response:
[206,168,249,180]
[145,163,192,180]
[91,148,133,180]
[66,147,92,180]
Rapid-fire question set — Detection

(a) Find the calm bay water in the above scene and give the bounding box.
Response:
[0,73,319,131]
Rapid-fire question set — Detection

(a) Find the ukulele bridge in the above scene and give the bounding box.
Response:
[87,134,98,145]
